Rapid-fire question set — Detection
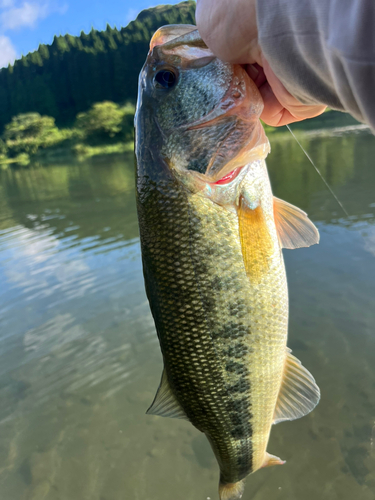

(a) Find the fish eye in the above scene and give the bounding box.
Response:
[154,69,177,89]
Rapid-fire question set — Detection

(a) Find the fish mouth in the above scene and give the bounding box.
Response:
[185,65,270,183]
[146,25,270,183]
[212,167,243,185]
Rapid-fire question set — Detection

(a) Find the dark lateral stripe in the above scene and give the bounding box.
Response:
[226,397,251,413]
[225,343,249,358]
[227,393,253,479]
[212,321,248,341]
[227,301,248,318]
[228,378,251,394]
[237,440,253,478]
[225,360,248,375]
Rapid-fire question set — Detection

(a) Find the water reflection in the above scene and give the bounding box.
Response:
[0,155,138,244]
[267,130,374,220]
[0,133,375,499]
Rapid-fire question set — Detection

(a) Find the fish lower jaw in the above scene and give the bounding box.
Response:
[212,167,242,185]
[200,161,264,211]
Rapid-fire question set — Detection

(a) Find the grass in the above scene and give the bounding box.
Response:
[73,141,134,160]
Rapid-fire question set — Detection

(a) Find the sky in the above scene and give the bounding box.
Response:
[0,0,188,68]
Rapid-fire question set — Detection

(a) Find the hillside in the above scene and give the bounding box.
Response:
[0,1,196,132]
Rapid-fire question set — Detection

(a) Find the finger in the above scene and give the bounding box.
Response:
[196,0,231,60]
[244,64,267,88]
[196,0,259,63]
[259,81,319,126]
[262,57,326,121]
[258,82,297,126]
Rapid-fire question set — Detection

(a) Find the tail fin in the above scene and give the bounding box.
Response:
[219,479,245,500]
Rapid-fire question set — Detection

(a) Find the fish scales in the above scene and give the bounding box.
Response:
[135,24,320,500]
[138,161,288,480]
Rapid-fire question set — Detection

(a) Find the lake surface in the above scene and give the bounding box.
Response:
[1,127,375,500]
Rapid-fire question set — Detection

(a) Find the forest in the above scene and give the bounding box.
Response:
[0,0,358,166]
[0,101,135,165]
[0,1,196,132]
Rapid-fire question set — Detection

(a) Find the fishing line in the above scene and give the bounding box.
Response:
[286,124,349,217]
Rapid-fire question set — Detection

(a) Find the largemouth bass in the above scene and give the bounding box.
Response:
[135,25,320,500]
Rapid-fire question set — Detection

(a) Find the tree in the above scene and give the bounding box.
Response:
[3,113,60,155]
[76,101,129,140]
[0,139,7,156]
[120,103,136,141]
[38,44,50,60]
[0,1,196,131]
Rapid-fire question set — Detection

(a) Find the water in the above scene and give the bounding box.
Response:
[0,130,375,500]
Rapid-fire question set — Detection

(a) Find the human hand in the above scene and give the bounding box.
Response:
[196,0,326,127]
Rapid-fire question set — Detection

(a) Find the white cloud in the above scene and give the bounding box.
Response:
[0,34,16,67]
[0,0,68,31]
[0,0,15,7]
[0,0,68,63]
[1,1,49,29]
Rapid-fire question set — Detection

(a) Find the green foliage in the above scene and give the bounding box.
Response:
[4,113,56,141]
[4,113,61,155]
[76,101,134,141]
[121,103,136,141]
[0,1,196,132]
[0,139,7,155]
[0,100,135,163]
[73,141,133,160]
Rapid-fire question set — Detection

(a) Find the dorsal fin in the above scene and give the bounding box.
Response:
[273,197,319,249]
[146,368,189,420]
[273,349,320,424]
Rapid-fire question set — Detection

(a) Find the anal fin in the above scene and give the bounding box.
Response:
[261,452,286,468]
[146,368,189,421]
[273,349,320,424]
[274,197,319,249]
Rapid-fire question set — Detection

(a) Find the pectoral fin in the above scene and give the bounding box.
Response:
[146,368,189,421]
[273,349,320,424]
[273,197,319,249]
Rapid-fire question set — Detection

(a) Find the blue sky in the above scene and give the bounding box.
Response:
[0,0,190,67]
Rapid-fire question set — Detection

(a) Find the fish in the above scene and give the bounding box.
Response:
[135,24,320,500]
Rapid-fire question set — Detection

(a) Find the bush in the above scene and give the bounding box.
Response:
[0,139,7,155]
[75,101,134,142]
[120,103,135,142]
[4,113,60,156]
[76,101,124,139]
[0,101,135,163]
